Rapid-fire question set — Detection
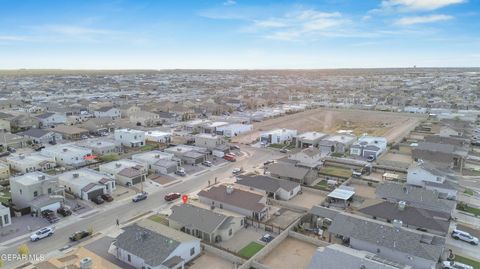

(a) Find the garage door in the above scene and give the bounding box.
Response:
[132,176,142,185]
[40,202,61,212]
[87,188,104,200]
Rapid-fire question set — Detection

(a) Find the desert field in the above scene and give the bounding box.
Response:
[233,108,425,144]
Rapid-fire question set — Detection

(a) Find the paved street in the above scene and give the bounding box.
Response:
[0,146,281,269]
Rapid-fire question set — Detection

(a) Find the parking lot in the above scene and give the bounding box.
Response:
[260,237,318,269]
[287,188,327,209]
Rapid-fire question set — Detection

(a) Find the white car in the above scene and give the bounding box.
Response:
[30,227,55,241]
[442,261,473,269]
[451,229,479,245]
[232,168,242,175]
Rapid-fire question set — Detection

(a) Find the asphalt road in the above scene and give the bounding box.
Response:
[0,146,282,269]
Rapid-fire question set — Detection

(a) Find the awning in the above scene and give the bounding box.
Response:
[84,155,97,160]
[328,187,355,200]
[382,172,399,180]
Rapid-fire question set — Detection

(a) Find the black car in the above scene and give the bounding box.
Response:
[69,230,92,241]
[101,193,114,202]
[260,234,274,243]
[92,196,105,205]
[57,207,72,217]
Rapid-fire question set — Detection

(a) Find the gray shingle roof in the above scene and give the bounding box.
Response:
[236,175,300,193]
[21,128,50,138]
[198,185,266,212]
[268,162,309,180]
[35,112,55,119]
[169,204,230,234]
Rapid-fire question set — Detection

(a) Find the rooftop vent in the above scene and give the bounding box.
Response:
[393,219,403,229]
[226,185,234,195]
[79,257,92,269]
[73,173,79,178]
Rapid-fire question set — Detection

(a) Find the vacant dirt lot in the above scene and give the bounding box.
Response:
[261,237,318,269]
[288,188,327,209]
[233,108,423,144]
[189,251,237,269]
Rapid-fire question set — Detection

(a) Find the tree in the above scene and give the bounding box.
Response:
[88,226,94,236]
[18,244,29,256]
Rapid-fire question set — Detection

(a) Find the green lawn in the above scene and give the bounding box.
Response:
[320,166,352,178]
[315,180,332,191]
[268,143,285,149]
[99,153,120,162]
[238,242,264,259]
[464,188,475,196]
[0,190,11,204]
[455,255,480,269]
[148,215,169,225]
[457,203,480,217]
[140,144,157,151]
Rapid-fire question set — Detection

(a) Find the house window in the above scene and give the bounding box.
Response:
[240,219,243,226]
[219,204,223,209]
[190,247,195,256]
[127,254,131,262]
[229,229,232,236]
[48,188,52,194]
[19,189,22,195]
[4,215,9,224]
[33,191,38,197]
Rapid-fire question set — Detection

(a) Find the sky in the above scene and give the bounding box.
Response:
[0,0,479,69]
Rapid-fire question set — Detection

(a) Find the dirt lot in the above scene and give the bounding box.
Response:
[349,182,377,199]
[380,152,413,164]
[288,189,327,209]
[261,237,318,269]
[189,251,237,269]
[233,108,423,144]
[266,209,303,229]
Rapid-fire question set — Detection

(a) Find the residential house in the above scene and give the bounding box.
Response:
[267,161,318,185]
[99,159,147,186]
[34,247,122,269]
[129,111,161,127]
[94,107,121,119]
[412,142,468,170]
[10,114,40,132]
[407,161,457,199]
[350,135,388,159]
[145,130,172,144]
[164,145,208,165]
[236,175,301,200]
[201,121,229,134]
[194,133,229,156]
[288,147,324,168]
[58,169,115,200]
[169,203,245,243]
[35,112,66,128]
[0,112,13,132]
[112,219,201,269]
[120,105,141,118]
[76,138,120,155]
[9,172,64,213]
[131,150,177,174]
[0,162,10,180]
[0,204,11,227]
[49,124,89,140]
[41,144,93,167]
[260,128,297,145]
[198,184,269,221]
[114,129,146,148]
[20,128,62,145]
[215,123,252,137]
[156,111,179,125]
[0,132,28,149]
[296,131,328,148]
[319,134,357,154]
[6,153,56,173]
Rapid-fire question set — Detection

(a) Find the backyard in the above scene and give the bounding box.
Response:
[238,242,264,259]
[0,189,11,204]
[319,166,352,179]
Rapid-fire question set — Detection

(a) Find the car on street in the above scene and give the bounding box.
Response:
[232,168,243,175]
[175,170,186,176]
[263,160,275,166]
[260,234,274,243]
[101,193,114,202]
[92,195,105,205]
[30,227,54,241]
[132,191,148,202]
[57,206,72,217]
[451,229,479,245]
[224,154,236,162]
[280,148,290,153]
[442,261,474,269]
[69,230,92,241]
[164,192,181,201]
[202,161,212,167]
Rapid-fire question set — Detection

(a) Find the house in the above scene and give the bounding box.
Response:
[58,169,115,200]
[260,128,297,146]
[94,107,121,119]
[407,161,457,199]
[112,219,201,269]
[412,142,468,170]
[10,114,40,132]
[376,182,456,216]
[9,172,64,213]
[194,133,228,154]
[20,128,62,144]
[120,105,141,118]
[49,124,89,140]
[164,145,208,165]
[41,144,92,167]
[152,159,179,175]
[129,111,161,127]
[308,244,412,269]
[324,210,445,269]
[215,123,252,137]
[6,153,56,173]
[99,159,147,186]
[145,130,171,144]
[35,112,66,128]
[0,204,11,227]
[267,162,318,185]
[76,138,120,155]
[0,112,14,132]
[288,147,324,168]
[183,119,211,133]
[131,150,177,173]
[350,135,387,159]
[0,132,28,149]
[198,184,269,221]
[157,111,179,125]
[201,121,229,134]
[320,134,357,154]
[296,132,328,148]
[236,175,301,200]
[169,203,245,243]
[114,129,146,148]
[34,247,122,269]
[0,162,10,180]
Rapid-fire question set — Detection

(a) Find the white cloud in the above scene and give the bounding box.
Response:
[395,14,453,25]
[223,0,236,6]
[36,25,112,36]
[381,0,465,11]
[0,35,28,41]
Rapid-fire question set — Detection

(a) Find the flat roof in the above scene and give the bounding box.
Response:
[328,187,355,200]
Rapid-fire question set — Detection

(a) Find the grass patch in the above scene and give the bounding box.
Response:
[457,202,480,217]
[99,153,120,162]
[464,188,475,196]
[319,166,352,178]
[314,180,332,191]
[148,214,169,225]
[455,255,480,269]
[140,144,157,151]
[268,143,286,149]
[238,242,264,259]
[0,190,11,204]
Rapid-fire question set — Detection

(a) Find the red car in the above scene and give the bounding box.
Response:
[164,193,181,201]
[224,154,236,162]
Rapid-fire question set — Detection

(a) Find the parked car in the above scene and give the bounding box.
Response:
[263,160,275,166]
[101,193,114,202]
[260,234,274,243]
[91,196,105,205]
[33,144,45,151]
[69,230,92,242]
[202,161,212,167]
[442,261,474,269]
[57,206,72,217]
[451,229,479,245]
[132,191,148,202]
[30,227,55,241]
[41,209,60,223]
[164,192,181,201]
[175,170,186,176]
[224,154,236,162]
[232,168,243,175]
[7,146,16,153]
[230,145,240,150]
[279,148,290,153]
[366,155,376,162]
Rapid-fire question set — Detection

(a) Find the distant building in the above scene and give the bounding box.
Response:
[94,107,121,119]
[114,128,146,148]
[145,130,171,144]
[35,112,66,128]
[41,144,92,167]
[260,128,297,145]
[0,204,11,227]
[58,168,115,200]
[20,128,62,144]
[350,135,387,159]
[406,161,457,199]
[296,131,328,148]
[99,159,147,186]
[236,175,301,200]
[6,153,56,173]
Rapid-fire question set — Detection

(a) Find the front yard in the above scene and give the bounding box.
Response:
[238,242,264,259]
[457,202,480,217]
[455,255,480,269]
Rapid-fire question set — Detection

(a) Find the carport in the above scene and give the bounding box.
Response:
[327,186,355,208]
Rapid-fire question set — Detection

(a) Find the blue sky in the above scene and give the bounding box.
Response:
[0,0,479,69]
